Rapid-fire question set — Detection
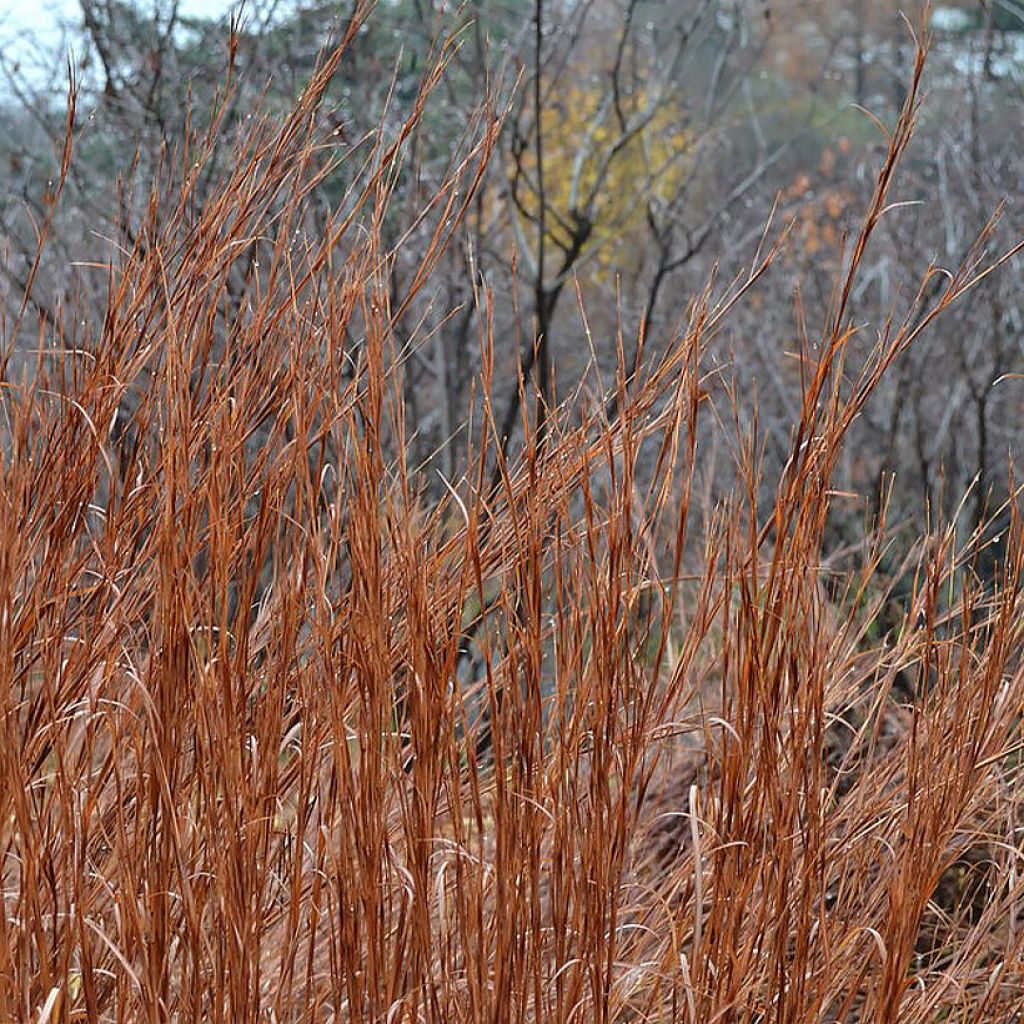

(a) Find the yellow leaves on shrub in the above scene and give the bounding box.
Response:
[513,78,691,279]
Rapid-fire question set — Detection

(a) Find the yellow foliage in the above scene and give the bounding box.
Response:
[512,77,691,278]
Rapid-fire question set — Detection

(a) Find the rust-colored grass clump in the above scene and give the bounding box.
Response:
[2,12,1024,1023]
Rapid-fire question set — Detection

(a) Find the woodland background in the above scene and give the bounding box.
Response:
[2,1,1022,547]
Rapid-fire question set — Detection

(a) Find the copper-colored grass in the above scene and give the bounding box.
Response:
[2,13,1024,1023]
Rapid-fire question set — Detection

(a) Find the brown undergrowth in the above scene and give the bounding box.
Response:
[2,9,1024,1022]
